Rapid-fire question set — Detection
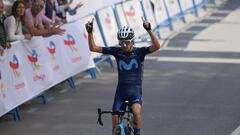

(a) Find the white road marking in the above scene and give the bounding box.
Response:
[157,57,240,64]
[146,56,240,64]
[231,126,240,135]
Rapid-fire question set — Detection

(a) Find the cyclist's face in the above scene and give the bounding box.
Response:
[119,39,133,52]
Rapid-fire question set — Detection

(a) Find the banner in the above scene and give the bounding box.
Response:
[151,0,169,25]
[43,36,69,84]
[97,7,119,47]
[0,20,95,117]
[194,0,204,6]
[21,37,53,96]
[6,43,33,105]
[179,0,194,11]
[164,0,181,17]
[61,21,95,76]
[122,0,146,37]
[114,4,128,28]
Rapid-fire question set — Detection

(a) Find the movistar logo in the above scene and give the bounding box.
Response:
[119,59,138,70]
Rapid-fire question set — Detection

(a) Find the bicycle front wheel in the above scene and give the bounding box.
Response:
[127,115,134,135]
[113,125,125,135]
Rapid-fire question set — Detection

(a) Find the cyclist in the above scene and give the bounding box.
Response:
[85,17,160,135]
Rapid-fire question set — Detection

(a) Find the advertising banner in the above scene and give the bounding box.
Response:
[97,7,119,47]
[164,0,181,17]
[114,4,128,28]
[78,15,105,59]
[194,0,204,6]
[179,0,194,11]
[122,0,146,37]
[0,21,95,117]
[151,0,169,25]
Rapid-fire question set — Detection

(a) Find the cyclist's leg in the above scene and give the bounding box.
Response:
[132,103,142,128]
[112,88,126,133]
[129,85,142,135]
[112,115,118,132]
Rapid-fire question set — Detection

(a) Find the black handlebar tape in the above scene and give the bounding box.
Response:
[97,108,103,126]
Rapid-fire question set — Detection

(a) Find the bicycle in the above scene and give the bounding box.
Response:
[97,101,134,135]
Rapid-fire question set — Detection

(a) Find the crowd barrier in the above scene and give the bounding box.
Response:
[0,20,95,117]
[1,0,227,120]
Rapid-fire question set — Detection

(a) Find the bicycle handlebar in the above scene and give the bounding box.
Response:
[97,108,133,126]
[97,108,113,126]
[97,101,132,126]
[97,108,104,126]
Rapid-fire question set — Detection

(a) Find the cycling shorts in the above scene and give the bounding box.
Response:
[112,83,142,113]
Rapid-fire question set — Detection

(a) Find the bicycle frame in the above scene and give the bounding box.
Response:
[97,101,134,135]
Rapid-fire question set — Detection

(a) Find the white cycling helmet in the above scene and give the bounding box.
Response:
[117,26,134,40]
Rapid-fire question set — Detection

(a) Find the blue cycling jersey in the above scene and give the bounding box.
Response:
[102,46,151,85]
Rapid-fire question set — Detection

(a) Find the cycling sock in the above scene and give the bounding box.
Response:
[134,128,140,135]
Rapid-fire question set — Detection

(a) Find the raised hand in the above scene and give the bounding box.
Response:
[85,18,94,33]
[75,2,83,9]
[141,16,151,31]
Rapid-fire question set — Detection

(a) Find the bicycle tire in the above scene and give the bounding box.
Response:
[113,124,125,135]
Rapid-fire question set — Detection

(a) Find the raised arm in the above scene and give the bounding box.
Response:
[141,16,160,53]
[85,18,103,53]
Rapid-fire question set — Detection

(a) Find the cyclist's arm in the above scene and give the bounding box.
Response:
[148,30,160,53]
[88,32,103,53]
[85,18,103,53]
[141,16,160,53]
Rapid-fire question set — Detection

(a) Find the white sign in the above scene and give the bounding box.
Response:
[97,7,119,47]
[114,4,128,28]
[164,0,181,17]
[179,0,194,11]
[78,15,105,59]
[152,0,169,24]
[122,0,146,37]
[194,0,204,6]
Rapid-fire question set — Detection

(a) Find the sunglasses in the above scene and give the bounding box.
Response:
[32,3,44,9]
[119,39,133,46]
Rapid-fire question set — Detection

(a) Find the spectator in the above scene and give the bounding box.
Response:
[4,0,32,42]
[0,0,11,55]
[44,0,62,25]
[23,0,33,8]
[25,0,59,29]
[24,0,65,37]
[54,0,83,21]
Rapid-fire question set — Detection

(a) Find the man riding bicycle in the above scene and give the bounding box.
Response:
[85,17,160,135]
